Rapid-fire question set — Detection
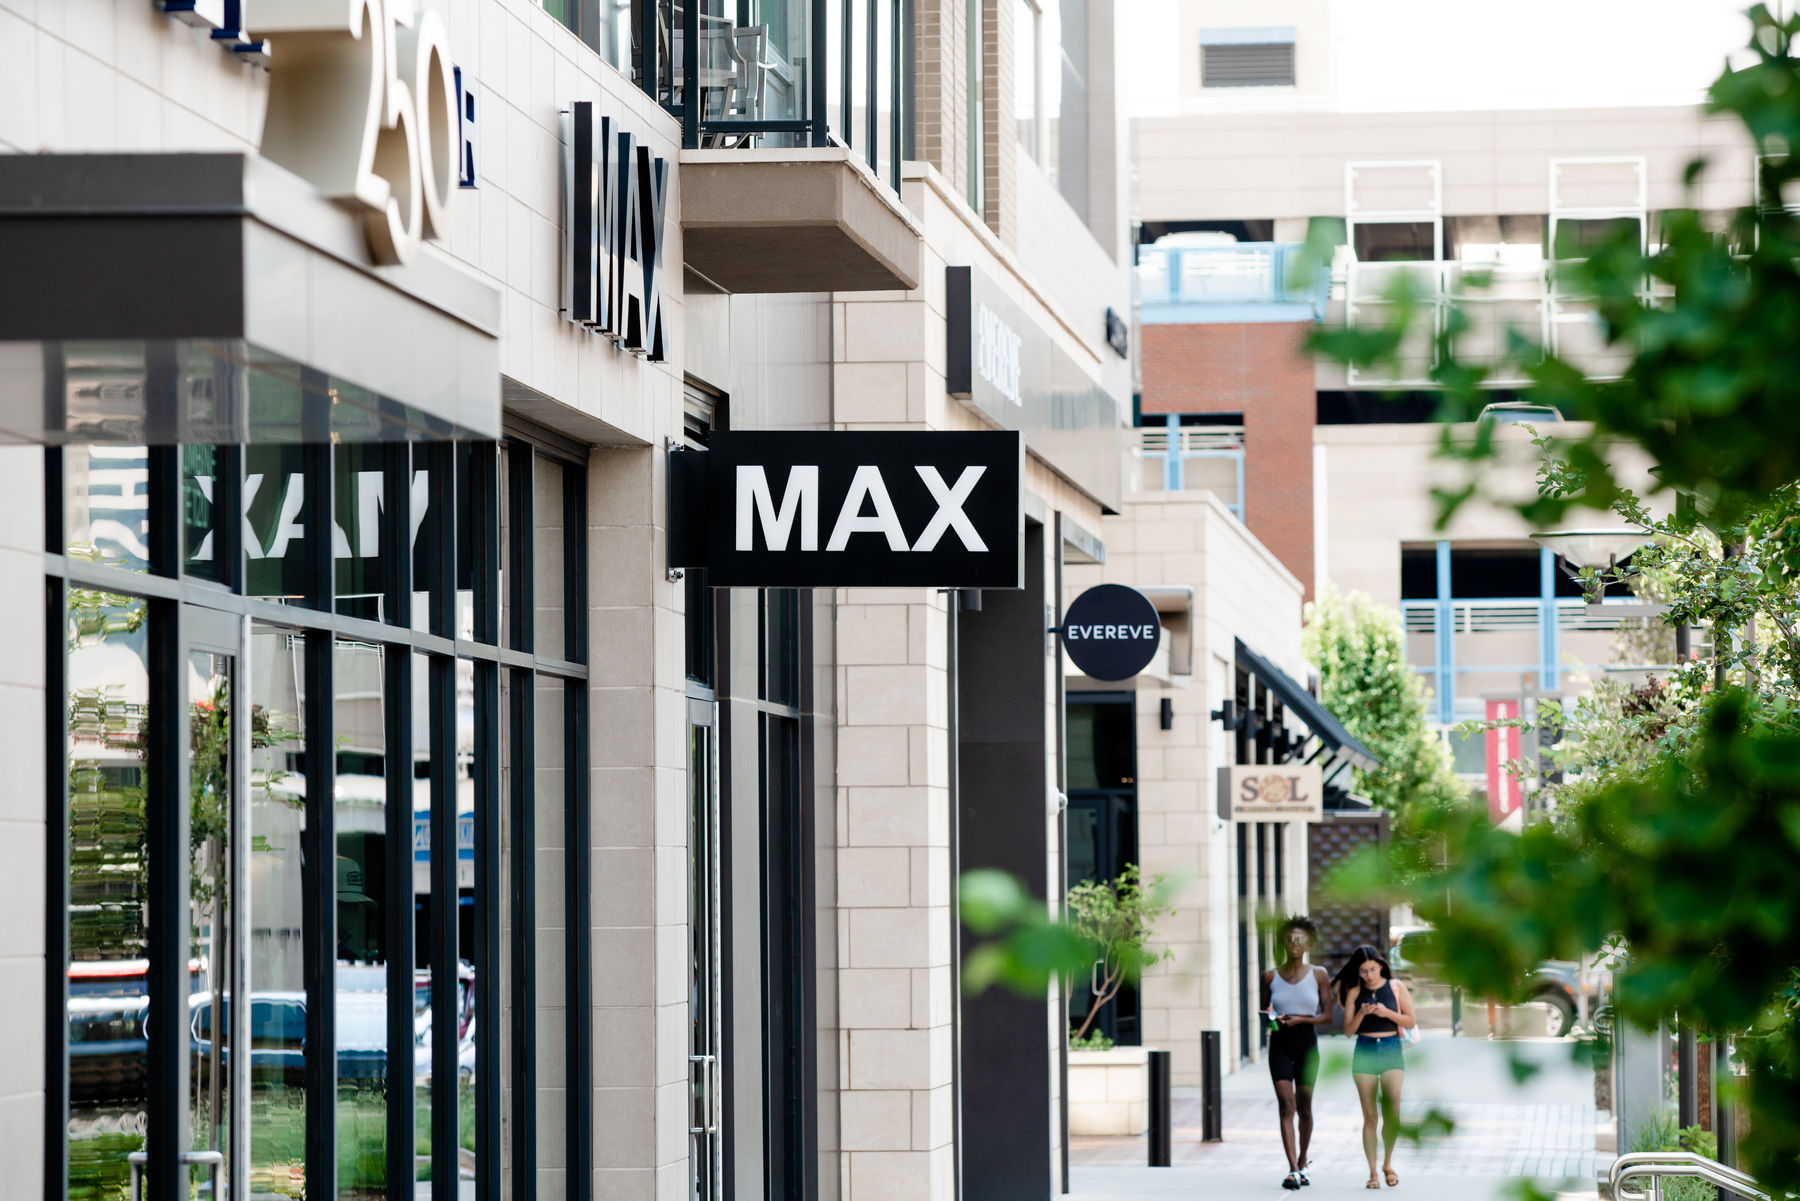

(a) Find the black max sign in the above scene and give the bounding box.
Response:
[670,432,1024,588]
[562,100,668,361]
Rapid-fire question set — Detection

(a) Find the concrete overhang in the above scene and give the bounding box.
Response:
[680,148,922,294]
[0,152,500,445]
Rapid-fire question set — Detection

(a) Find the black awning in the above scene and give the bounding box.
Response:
[1234,637,1380,773]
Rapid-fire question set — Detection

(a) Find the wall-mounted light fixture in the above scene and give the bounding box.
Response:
[1209,699,1237,730]
[1160,697,1174,731]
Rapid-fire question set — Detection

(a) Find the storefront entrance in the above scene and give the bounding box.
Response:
[52,433,589,1201]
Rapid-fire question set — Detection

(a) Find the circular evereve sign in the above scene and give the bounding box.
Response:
[1060,584,1162,681]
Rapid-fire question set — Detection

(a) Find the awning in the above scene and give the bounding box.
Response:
[1234,637,1380,773]
[0,153,500,445]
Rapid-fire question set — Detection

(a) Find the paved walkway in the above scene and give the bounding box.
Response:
[1070,1036,1603,1200]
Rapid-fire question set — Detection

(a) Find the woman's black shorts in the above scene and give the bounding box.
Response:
[1267,1025,1319,1087]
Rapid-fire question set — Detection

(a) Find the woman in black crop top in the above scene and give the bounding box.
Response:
[1336,946,1415,1189]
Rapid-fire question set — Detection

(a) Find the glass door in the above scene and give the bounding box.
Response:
[688,702,722,1201]
[184,615,242,1201]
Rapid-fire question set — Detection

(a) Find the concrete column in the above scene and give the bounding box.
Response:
[586,444,693,1201]
[0,446,45,1196]
[834,585,955,1201]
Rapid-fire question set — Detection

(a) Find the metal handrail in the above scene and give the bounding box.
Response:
[1610,1151,1769,1201]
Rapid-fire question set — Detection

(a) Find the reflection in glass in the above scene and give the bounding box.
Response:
[534,679,566,1200]
[67,589,150,1201]
[335,639,390,1197]
[688,721,721,1201]
[412,652,434,1187]
[67,445,151,572]
[455,656,479,1189]
[1014,0,1038,159]
[184,446,226,584]
[534,457,566,657]
[189,650,234,1191]
[335,444,390,622]
[249,623,309,1194]
[245,446,318,607]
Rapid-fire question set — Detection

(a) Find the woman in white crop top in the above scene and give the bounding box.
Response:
[1260,915,1334,1190]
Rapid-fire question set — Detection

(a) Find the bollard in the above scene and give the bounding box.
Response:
[1201,1030,1223,1142]
[1148,1049,1173,1167]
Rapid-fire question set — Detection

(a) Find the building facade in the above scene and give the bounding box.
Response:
[1128,0,1750,759]
[3,4,1136,1201]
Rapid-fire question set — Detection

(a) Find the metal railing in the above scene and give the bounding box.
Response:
[1401,598,1638,636]
[1133,425,1244,515]
[1136,242,1330,318]
[1610,1151,1768,1201]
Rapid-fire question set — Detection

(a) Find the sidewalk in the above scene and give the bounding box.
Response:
[1069,1036,1604,1200]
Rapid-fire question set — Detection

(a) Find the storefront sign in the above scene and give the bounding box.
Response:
[944,265,1123,511]
[1058,584,1161,681]
[670,431,1023,588]
[1223,763,1324,823]
[1486,699,1523,826]
[258,0,462,267]
[561,99,670,361]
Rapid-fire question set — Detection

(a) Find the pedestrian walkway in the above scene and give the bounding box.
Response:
[1069,1036,1604,1200]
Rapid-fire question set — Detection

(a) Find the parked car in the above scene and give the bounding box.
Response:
[68,995,149,1105]
[188,990,431,1085]
[1389,924,1584,1038]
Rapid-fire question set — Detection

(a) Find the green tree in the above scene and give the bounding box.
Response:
[1303,585,1466,873]
[1066,865,1174,1040]
[1298,8,1800,1190]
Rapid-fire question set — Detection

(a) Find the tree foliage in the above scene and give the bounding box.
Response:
[1066,865,1174,1040]
[1300,8,1800,1191]
[1303,585,1466,873]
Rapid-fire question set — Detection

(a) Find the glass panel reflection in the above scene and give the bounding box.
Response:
[455,657,479,1190]
[67,445,151,572]
[189,649,234,1195]
[67,589,150,1201]
[533,457,566,657]
[249,623,309,1194]
[534,679,566,1200]
[184,446,226,584]
[335,639,390,1198]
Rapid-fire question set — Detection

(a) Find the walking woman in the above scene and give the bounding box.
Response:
[1336,945,1415,1189]
[1260,916,1333,1190]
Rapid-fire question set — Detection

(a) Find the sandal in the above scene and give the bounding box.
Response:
[1384,1169,1399,1187]
[1365,1178,1381,1190]
[1283,1173,1302,1191]
[1297,1168,1311,1187]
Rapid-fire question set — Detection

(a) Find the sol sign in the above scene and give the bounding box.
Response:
[1222,763,1324,823]
[258,0,462,267]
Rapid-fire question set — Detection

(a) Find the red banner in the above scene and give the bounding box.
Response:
[1486,699,1522,825]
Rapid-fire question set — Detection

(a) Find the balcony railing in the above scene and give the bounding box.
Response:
[1401,598,1639,636]
[550,0,907,190]
[1133,422,1243,514]
[1136,242,1330,322]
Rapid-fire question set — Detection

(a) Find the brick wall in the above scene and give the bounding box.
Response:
[1140,321,1316,598]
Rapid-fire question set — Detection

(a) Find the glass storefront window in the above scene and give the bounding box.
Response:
[534,457,567,657]
[1015,0,1039,161]
[67,444,151,572]
[249,621,309,1194]
[52,434,577,1201]
[66,589,151,1200]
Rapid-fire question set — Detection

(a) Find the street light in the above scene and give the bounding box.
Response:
[1479,401,1565,426]
[1529,527,1653,570]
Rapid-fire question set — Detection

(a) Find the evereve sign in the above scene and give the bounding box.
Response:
[561,99,669,361]
[670,431,1024,588]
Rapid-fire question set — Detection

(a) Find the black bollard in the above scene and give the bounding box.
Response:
[1201,1030,1223,1142]
[1148,1049,1173,1166]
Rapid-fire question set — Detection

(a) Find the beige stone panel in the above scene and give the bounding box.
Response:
[837,605,912,665]
[838,726,912,788]
[841,968,915,1029]
[842,1090,913,1151]
[847,907,933,969]
[845,786,934,847]
[838,847,915,909]
[848,1028,935,1091]
[847,1150,931,1201]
